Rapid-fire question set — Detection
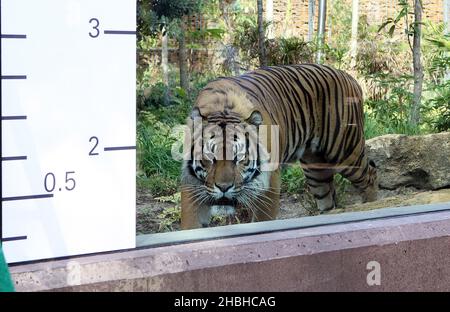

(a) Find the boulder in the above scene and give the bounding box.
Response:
[365,132,450,190]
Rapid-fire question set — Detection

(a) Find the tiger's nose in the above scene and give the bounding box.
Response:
[215,182,233,193]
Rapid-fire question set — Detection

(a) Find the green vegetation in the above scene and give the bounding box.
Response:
[136,0,450,227]
[137,111,180,196]
[281,165,306,194]
[154,193,182,231]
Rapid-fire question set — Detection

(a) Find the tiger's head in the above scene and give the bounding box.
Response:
[181,81,277,216]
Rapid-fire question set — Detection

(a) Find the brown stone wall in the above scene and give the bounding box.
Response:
[271,0,311,38]
[267,0,445,39]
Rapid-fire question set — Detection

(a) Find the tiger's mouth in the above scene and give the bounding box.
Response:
[213,197,235,206]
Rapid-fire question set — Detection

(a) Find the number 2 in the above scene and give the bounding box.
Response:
[89,136,99,156]
[89,18,100,38]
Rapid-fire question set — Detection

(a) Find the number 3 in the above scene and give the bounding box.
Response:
[89,18,100,38]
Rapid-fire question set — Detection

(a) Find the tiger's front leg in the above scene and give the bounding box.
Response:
[251,169,281,222]
[181,189,211,229]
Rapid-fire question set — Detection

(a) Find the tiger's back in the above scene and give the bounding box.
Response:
[224,64,364,164]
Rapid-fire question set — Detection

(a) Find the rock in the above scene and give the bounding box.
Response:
[366,132,450,190]
[329,188,450,214]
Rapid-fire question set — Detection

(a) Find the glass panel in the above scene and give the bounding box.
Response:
[136,0,450,238]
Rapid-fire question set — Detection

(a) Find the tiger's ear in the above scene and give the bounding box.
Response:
[190,107,202,120]
[247,110,263,126]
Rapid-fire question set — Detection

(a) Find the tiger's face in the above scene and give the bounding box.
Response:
[183,108,273,215]
[193,125,260,205]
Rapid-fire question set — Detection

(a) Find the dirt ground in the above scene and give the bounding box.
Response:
[136,186,450,235]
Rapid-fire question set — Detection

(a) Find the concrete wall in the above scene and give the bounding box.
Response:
[9,210,450,291]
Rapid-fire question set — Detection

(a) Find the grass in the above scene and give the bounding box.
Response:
[281,164,306,194]
[137,111,182,196]
[363,111,425,139]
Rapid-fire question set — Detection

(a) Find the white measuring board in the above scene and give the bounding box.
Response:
[1,0,136,263]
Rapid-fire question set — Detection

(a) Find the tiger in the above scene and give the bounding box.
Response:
[180,64,378,229]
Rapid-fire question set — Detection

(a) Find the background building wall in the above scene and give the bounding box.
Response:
[267,0,445,39]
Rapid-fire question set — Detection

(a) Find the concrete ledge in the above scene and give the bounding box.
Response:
[10,210,450,291]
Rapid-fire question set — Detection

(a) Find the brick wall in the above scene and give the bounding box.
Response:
[267,0,445,39]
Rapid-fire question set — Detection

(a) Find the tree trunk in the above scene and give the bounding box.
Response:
[308,0,315,42]
[161,25,169,86]
[220,0,241,76]
[410,0,423,127]
[257,0,267,67]
[445,0,449,80]
[266,0,274,39]
[179,18,189,91]
[350,0,359,68]
[316,0,327,64]
[445,0,449,33]
[161,23,169,105]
